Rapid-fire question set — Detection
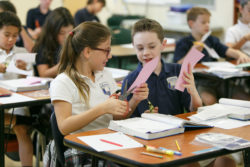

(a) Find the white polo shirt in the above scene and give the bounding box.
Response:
[50,69,118,134]
[225,20,250,56]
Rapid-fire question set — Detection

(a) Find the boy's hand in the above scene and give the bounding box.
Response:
[0,63,6,73]
[236,51,250,64]
[15,60,27,70]
[144,106,158,113]
[182,63,197,95]
[131,83,149,103]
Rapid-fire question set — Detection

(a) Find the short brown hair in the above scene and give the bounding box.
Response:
[132,18,164,42]
[87,0,106,6]
[187,7,211,22]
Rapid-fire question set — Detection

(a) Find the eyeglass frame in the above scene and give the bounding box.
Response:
[91,47,111,57]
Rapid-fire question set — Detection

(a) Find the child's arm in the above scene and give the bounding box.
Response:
[54,98,129,135]
[37,64,59,78]
[0,63,7,73]
[226,33,250,50]
[182,63,202,111]
[225,48,250,64]
[20,27,34,52]
[126,83,149,118]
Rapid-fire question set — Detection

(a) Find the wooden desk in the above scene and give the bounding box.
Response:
[194,61,250,98]
[64,112,250,167]
[0,88,51,167]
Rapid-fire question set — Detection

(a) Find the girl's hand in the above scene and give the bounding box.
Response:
[182,63,197,95]
[0,63,6,73]
[131,83,149,103]
[236,51,250,64]
[15,60,27,70]
[104,98,130,117]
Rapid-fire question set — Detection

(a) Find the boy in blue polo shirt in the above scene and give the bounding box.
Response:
[122,18,236,167]
[174,7,250,106]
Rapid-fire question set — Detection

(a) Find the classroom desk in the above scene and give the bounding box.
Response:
[0,88,51,167]
[64,112,250,167]
[194,61,250,98]
[110,44,175,68]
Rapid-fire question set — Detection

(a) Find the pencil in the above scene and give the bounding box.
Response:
[141,152,163,159]
[175,140,181,151]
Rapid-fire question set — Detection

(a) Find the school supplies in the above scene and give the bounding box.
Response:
[108,116,184,140]
[128,56,159,92]
[111,80,135,101]
[159,147,182,156]
[0,77,52,92]
[145,145,174,156]
[175,47,205,92]
[77,132,143,152]
[141,152,163,158]
[194,132,250,150]
[175,140,181,151]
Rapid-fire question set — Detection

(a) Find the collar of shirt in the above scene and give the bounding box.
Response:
[0,46,15,57]
[237,19,250,29]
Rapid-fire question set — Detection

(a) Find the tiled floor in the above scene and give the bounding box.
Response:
[5,155,43,167]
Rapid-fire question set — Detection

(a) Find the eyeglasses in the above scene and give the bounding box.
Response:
[92,47,111,57]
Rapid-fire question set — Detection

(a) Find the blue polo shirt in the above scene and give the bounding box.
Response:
[174,35,228,63]
[123,60,191,117]
[26,6,51,30]
[74,8,100,26]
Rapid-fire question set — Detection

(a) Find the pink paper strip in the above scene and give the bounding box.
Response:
[175,47,205,92]
[128,56,160,91]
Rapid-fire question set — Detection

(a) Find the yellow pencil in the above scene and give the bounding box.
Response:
[175,140,181,151]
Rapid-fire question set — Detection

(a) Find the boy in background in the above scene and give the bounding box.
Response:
[74,0,106,26]
[0,11,34,167]
[174,7,250,105]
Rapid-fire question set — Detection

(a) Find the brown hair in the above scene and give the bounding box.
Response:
[87,0,106,6]
[58,21,111,105]
[132,18,164,42]
[187,7,211,22]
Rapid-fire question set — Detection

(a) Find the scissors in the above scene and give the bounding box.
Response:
[111,80,135,101]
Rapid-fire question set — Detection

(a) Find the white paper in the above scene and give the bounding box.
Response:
[77,132,143,152]
[203,45,220,60]
[202,61,236,68]
[105,67,130,81]
[14,53,36,63]
[6,59,33,76]
[0,93,35,104]
[201,31,211,42]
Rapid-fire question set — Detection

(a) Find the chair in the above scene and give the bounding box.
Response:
[50,112,66,167]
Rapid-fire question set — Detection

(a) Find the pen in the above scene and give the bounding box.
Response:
[145,145,174,156]
[100,139,123,147]
[175,140,181,151]
[159,147,182,156]
[141,152,163,159]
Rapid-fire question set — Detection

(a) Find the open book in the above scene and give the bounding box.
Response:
[108,113,211,140]
[0,77,53,92]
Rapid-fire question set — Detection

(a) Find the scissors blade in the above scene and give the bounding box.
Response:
[119,86,136,100]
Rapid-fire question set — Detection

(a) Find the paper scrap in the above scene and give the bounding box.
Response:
[175,47,205,92]
[128,56,160,91]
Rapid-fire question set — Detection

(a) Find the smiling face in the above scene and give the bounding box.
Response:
[88,37,111,71]
[0,25,19,53]
[133,31,164,65]
[189,14,210,37]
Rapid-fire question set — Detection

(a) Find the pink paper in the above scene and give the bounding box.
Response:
[24,77,42,85]
[128,56,160,91]
[175,47,205,92]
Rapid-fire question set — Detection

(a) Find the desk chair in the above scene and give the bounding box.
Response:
[50,112,66,167]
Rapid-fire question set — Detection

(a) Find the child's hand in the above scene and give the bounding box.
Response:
[236,51,250,64]
[144,106,158,113]
[182,63,197,95]
[15,60,27,70]
[131,83,149,103]
[0,63,6,73]
[104,98,130,117]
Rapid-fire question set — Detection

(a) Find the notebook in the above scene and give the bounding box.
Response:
[0,77,53,92]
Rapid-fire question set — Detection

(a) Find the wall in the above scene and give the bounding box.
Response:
[9,0,62,25]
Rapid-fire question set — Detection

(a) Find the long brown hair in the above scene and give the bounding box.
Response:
[58,21,111,105]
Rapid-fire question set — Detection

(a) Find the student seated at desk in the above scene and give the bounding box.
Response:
[122,18,236,167]
[173,7,250,105]
[32,7,74,78]
[0,11,36,167]
[49,22,148,166]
